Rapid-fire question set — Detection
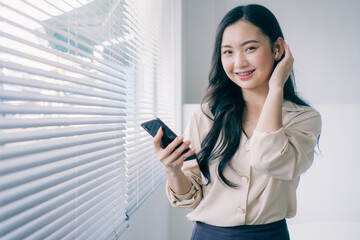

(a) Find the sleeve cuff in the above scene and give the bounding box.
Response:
[166,176,200,202]
[173,184,198,200]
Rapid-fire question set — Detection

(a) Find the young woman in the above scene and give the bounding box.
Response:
[153,4,321,240]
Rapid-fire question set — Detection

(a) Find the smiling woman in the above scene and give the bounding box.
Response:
[154,4,321,240]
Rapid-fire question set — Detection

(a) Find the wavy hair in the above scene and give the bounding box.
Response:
[197,4,309,187]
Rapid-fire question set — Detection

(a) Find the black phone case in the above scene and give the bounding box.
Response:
[141,118,197,161]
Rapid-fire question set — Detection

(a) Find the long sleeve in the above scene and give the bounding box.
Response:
[166,160,203,209]
[166,106,212,209]
[249,104,321,180]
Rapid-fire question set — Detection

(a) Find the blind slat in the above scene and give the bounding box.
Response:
[0,29,126,81]
[1,180,124,239]
[0,61,126,95]
[0,116,125,129]
[1,167,120,221]
[0,2,128,74]
[91,215,128,240]
[0,104,126,115]
[125,145,154,160]
[0,74,126,102]
[0,124,125,144]
[0,89,125,108]
[0,138,125,181]
[1,46,126,88]
[0,151,125,206]
[0,131,125,160]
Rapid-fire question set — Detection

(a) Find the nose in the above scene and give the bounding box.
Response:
[234,52,249,68]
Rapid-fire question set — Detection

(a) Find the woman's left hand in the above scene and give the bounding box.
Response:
[268,39,294,89]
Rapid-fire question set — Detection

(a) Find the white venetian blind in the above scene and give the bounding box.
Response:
[0,0,181,239]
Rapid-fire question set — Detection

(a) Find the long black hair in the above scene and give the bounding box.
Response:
[197,4,309,187]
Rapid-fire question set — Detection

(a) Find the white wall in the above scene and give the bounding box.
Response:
[173,0,360,239]
[287,103,360,239]
[118,183,170,240]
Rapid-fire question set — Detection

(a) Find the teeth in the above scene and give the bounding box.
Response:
[237,70,254,76]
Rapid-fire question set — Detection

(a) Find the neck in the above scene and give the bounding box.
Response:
[242,85,269,115]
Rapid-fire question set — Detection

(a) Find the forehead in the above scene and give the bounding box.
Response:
[222,20,268,44]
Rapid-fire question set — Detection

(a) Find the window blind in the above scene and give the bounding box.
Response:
[0,0,181,239]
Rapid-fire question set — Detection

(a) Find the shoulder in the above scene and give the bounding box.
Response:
[282,101,321,132]
[192,103,214,124]
[185,103,214,142]
[283,100,321,119]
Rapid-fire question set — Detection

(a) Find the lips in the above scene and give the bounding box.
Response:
[235,70,255,80]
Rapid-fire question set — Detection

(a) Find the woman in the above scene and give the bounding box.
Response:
[153,4,321,240]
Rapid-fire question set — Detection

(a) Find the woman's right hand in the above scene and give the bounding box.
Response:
[268,38,294,89]
[153,127,196,175]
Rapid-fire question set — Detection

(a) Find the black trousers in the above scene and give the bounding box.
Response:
[190,219,290,240]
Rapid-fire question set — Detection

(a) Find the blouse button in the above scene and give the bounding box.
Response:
[237,207,246,214]
[241,176,249,183]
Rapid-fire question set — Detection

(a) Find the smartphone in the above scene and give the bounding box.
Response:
[141,118,197,161]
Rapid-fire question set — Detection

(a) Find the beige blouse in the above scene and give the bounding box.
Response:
[166,101,321,227]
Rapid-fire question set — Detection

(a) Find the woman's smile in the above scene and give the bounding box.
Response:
[235,69,256,80]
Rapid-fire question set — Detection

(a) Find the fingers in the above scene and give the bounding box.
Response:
[153,126,196,164]
[269,40,294,89]
[180,145,197,161]
[168,139,192,160]
[282,41,293,62]
[159,135,185,161]
[163,135,183,156]
[159,136,196,164]
[284,43,294,69]
[275,37,292,61]
[153,127,164,152]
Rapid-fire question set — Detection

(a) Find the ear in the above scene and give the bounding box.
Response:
[273,37,285,60]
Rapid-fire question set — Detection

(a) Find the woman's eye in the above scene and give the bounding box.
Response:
[245,47,256,52]
[222,50,232,55]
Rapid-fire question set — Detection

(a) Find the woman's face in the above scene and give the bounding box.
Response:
[221,20,275,92]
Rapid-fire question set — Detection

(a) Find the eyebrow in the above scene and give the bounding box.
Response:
[221,40,260,48]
